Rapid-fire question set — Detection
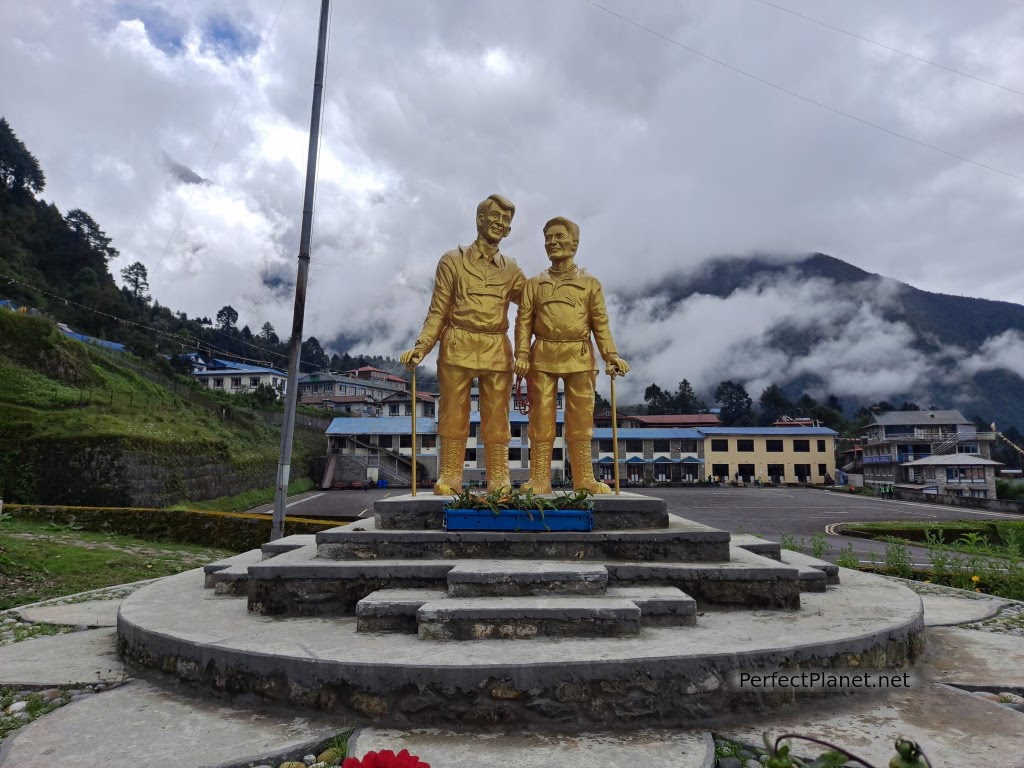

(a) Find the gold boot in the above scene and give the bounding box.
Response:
[569,439,611,494]
[484,442,511,494]
[433,437,466,495]
[519,441,553,495]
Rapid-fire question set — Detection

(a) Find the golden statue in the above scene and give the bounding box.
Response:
[514,217,629,494]
[400,195,525,494]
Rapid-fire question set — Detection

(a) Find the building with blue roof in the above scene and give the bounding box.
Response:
[192,359,287,397]
[321,410,839,489]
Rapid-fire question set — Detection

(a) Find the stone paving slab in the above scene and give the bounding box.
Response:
[0,628,125,687]
[722,679,1023,766]
[920,593,1010,626]
[17,599,121,628]
[0,680,344,768]
[347,727,715,768]
[922,626,1024,688]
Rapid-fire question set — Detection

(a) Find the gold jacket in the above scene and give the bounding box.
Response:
[412,244,525,372]
[515,267,618,374]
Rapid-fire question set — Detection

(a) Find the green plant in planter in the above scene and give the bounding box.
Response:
[445,487,594,514]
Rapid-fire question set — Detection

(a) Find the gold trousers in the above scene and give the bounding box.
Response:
[526,369,597,443]
[437,363,512,444]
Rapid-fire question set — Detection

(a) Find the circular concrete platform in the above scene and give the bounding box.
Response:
[117,566,924,729]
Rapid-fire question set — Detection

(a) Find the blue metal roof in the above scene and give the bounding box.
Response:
[326,417,438,435]
[698,427,838,436]
[195,359,286,376]
[592,428,703,439]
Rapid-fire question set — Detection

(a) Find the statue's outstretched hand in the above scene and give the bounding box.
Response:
[400,348,423,370]
[514,357,530,377]
[606,356,630,377]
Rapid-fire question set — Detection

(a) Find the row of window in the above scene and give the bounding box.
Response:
[212,376,280,390]
[709,438,828,453]
[388,404,437,417]
[598,440,700,453]
[708,463,830,481]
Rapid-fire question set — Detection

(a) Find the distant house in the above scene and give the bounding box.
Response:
[301,393,379,416]
[298,369,408,402]
[699,427,838,485]
[192,360,287,396]
[861,409,998,496]
[381,390,437,418]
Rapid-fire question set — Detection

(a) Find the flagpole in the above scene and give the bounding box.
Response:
[271,0,330,541]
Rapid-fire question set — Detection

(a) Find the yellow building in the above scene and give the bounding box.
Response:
[699,427,838,484]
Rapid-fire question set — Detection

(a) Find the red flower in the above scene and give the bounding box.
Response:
[342,748,430,768]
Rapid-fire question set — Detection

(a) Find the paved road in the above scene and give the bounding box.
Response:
[256,486,1021,567]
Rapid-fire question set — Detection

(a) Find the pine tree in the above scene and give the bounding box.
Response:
[0,116,45,195]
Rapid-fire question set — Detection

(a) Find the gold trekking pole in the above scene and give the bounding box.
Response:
[409,365,417,496]
[610,371,620,496]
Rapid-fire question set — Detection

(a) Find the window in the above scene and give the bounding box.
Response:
[469,423,478,438]
[817,439,826,452]
[737,439,754,452]
[956,444,979,454]
[680,440,697,453]
[511,424,522,438]
[420,435,436,449]
[793,440,810,453]
[711,439,729,452]
[389,405,400,415]
[464,448,476,463]
[230,377,241,389]
[250,377,260,388]
[818,463,828,477]
[509,448,522,461]
[213,378,224,389]
[737,463,755,482]
[423,404,435,417]
[399,434,412,448]
[556,423,563,437]
[625,440,643,453]
[598,440,614,453]
[711,463,730,480]
[767,463,785,481]
[971,489,988,498]
[946,467,986,483]
[795,464,811,481]
[552,448,563,461]
[652,439,670,452]
[766,440,783,452]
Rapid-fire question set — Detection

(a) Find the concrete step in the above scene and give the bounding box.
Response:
[780,549,841,586]
[417,596,642,640]
[373,492,670,531]
[317,515,731,562]
[446,561,609,597]
[203,549,262,589]
[356,586,696,634]
[606,547,802,609]
[730,534,782,561]
[356,588,449,633]
[261,533,317,560]
[605,586,697,626]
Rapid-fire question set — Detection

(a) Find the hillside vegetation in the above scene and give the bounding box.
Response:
[0,311,321,506]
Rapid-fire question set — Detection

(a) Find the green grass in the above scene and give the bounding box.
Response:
[1,688,73,742]
[0,518,233,610]
[173,476,317,512]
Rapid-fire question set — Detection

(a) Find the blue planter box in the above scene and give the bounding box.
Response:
[444,508,594,532]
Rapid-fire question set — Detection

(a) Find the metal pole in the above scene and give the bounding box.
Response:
[410,368,417,496]
[610,373,621,495]
[271,0,330,541]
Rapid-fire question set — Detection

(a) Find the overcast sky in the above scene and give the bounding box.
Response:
[4,1,1023,400]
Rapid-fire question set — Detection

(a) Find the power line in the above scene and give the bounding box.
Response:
[152,0,289,275]
[747,0,1024,98]
[580,0,1024,184]
[0,270,320,372]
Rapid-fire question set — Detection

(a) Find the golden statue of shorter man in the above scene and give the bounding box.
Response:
[401,194,525,494]
[514,217,629,494]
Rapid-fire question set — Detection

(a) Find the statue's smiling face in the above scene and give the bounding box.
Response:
[477,203,512,244]
[544,224,576,263]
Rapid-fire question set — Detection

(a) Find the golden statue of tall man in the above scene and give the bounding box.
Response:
[514,217,629,494]
[401,195,525,494]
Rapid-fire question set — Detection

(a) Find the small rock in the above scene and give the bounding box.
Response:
[317,748,343,763]
[998,692,1024,705]
[93,684,106,692]
[38,688,62,702]
[974,691,1000,702]
[5,701,28,715]
[68,693,93,704]
[736,749,756,760]
[304,755,318,766]
[719,758,743,768]
[744,760,763,768]
[278,762,306,768]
